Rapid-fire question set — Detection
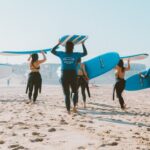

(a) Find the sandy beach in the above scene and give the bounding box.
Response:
[0,85,149,150]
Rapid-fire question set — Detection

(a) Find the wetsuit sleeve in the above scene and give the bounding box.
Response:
[82,43,88,57]
[76,43,88,58]
[51,44,60,56]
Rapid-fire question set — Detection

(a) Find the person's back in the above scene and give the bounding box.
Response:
[115,60,130,79]
[76,58,90,108]
[51,41,88,114]
[26,51,46,104]
[114,59,130,109]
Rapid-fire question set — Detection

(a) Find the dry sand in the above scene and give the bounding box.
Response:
[0,85,150,150]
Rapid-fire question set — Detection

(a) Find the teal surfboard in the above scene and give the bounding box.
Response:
[0,64,12,79]
[125,70,150,91]
[0,48,52,56]
[121,53,149,61]
[84,52,120,79]
[59,35,88,46]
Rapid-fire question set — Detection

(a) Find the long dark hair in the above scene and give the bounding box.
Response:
[118,59,125,72]
[31,54,38,64]
[65,41,74,53]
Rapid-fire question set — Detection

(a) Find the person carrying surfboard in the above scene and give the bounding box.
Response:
[51,41,87,114]
[113,59,130,109]
[26,51,46,104]
[76,58,90,108]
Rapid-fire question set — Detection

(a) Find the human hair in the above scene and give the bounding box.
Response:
[65,41,74,53]
[31,53,39,64]
[118,59,125,72]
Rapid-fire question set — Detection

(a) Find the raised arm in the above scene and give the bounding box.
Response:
[82,43,88,56]
[27,55,32,61]
[38,51,47,64]
[125,59,130,71]
[51,43,60,55]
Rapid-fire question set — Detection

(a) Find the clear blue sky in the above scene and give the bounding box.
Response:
[0,0,149,68]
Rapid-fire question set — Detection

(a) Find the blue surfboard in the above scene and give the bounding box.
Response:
[59,35,88,46]
[125,70,150,91]
[121,53,149,61]
[84,52,120,79]
[0,48,52,56]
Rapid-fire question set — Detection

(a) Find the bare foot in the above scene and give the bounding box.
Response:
[121,104,127,110]
[76,103,78,108]
[26,100,31,104]
[67,111,71,115]
[72,107,77,113]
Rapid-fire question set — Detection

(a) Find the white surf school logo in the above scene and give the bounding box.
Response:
[63,57,75,64]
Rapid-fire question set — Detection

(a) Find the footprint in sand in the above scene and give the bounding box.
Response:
[60,119,68,125]
[115,138,121,141]
[48,128,56,132]
[20,126,29,130]
[8,144,25,150]
[0,131,4,135]
[88,120,93,123]
[78,146,86,150]
[12,133,17,136]
[34,125,40,129]
[30,138,43,142]
[8,126,14,129]
[79,124,86,128]
[32,132,40,136]
[100,142,118,147]
[0,140,5,144]
[147,128,150,131]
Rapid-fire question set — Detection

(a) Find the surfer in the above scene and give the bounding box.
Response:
[51,41,87,114]
[113,59,130,109]
[26,51,46,104]
[76,58,90,108]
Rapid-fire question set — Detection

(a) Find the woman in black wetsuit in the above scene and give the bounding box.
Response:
[76,58,90,108]
[51,41,87,114]
[26,51,46,104]
[113,59,130,109]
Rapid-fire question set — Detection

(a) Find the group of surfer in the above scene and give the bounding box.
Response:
[26,40,149,114]
[26,41,90,114]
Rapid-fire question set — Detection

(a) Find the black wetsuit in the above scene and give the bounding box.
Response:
[61,70,77,111]
[113,78,126,109]
[77,75,90,103]
[51,44,87,112]
[26,66,42,102]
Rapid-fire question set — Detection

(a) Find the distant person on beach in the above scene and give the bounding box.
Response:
[51,41,87,114]
[26,51,46,104]
[76,58,90,108]
[113,59,130,109]
[7,79,10,87]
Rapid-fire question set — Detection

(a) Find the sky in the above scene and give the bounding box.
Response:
[0,0,149,68]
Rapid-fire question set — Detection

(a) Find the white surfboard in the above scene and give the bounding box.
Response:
[59,35,88,46]
[121,53,149,61]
